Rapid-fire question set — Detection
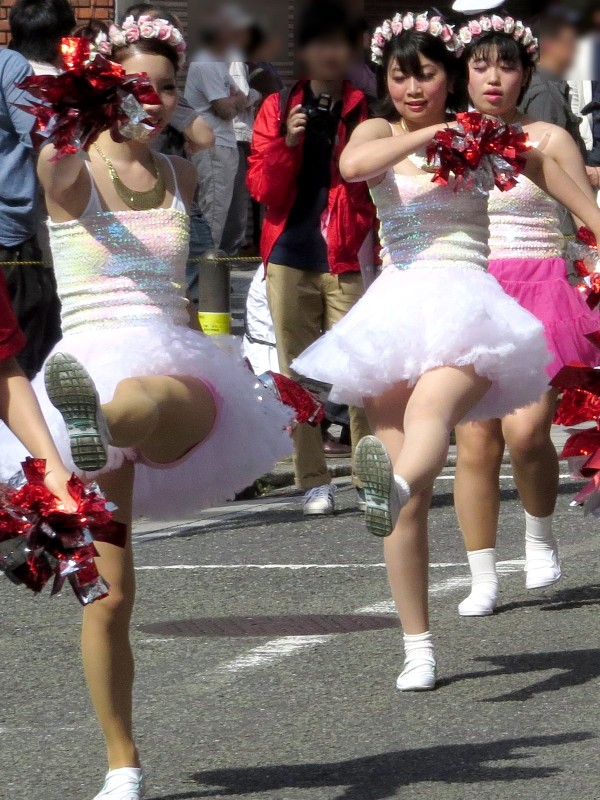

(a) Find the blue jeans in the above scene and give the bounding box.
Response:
[186,211,215,304]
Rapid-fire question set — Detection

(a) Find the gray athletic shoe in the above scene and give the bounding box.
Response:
[44,352,110,472]
[354,436,402,537]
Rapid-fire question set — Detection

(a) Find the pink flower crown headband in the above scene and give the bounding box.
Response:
[371,13,461,64]
[456,15,538,61]
[106,14,187,67]
[371,11,538,65]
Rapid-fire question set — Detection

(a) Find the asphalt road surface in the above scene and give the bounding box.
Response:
[2,464,600,800]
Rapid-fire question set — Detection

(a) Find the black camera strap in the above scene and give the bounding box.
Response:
[278,82,362,139]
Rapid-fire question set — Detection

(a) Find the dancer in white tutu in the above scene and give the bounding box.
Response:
[292,12,600,692]
[0,16,291,800]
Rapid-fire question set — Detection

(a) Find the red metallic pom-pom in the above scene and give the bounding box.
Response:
[554,387,600,426]
[16,37,161,160]
[425,111,530,194]
[259,372,325,427]
[0,458,120,605]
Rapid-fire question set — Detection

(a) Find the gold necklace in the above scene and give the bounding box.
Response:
[93,144,167,211]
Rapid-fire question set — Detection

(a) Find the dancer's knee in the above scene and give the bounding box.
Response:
[85,583,135,627]
[457,425,504,473]
[505,424,552,464]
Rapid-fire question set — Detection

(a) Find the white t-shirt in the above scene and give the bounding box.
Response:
[229,60,261,144]
[184,51,237,149]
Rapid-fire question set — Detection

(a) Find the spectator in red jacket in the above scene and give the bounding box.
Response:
[247,0,377,517]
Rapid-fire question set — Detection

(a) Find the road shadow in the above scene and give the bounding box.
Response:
[441,647,600,701]
[148,733,591,800]
[495,583,600,615]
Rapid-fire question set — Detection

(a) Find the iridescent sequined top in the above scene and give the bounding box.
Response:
[370,171,490,272]
[488,175,564,261]
[48,157,190,337]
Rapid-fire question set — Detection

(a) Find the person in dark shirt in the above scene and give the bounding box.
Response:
[520,10,586,157]
[248,1,376,517]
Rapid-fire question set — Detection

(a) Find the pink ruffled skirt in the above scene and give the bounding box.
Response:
[489,257,600,378]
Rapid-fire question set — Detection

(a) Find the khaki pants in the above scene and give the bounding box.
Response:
[267,263,370,489]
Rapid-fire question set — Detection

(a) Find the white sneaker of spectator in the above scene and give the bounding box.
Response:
[303,484,335,516]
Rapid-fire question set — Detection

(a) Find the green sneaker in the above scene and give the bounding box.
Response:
[44,352,110,472]
[354,436,402,537]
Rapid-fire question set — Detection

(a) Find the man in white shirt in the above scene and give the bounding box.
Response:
[184,18,248,250]
[221,56,261,255]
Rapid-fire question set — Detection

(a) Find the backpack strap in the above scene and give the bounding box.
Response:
[278,85,294,137]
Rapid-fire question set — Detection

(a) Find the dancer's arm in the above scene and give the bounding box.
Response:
[523,148,600,246]
[535,125,596,227]
[37,145,86,202]
[0,358,76,510]
[340,118,451,183]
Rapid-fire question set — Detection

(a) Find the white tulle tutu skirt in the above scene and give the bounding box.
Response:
[292,265,551,421]
[0,321,293,519]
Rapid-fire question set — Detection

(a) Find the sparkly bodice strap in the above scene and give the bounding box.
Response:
[48,207,190,335]
[488,176,564,260]
[370,171,490,272]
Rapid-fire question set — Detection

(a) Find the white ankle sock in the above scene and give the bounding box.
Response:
[525,511,555,551]
[397,631,436,691]
[403,631,434,662]
[458,548,498,616]
[102,768,143,792]
[393,474,411,506]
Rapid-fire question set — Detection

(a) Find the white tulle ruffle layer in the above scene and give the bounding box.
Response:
[0,322,293,519]
[292,265,551,421]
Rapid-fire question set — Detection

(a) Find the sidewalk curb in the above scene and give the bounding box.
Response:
[262,452,514,492]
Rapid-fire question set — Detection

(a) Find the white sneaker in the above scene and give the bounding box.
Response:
[458,592,497,617]
[93,769,145,799]
[396,658,437,692]
[45,352,111,472]
[354,436,403,537]
[525,547,562,590]
[303,484,335,516]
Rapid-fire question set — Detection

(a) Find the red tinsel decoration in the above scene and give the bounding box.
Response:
[550,362,600,394]
[16,37,161,160]
[0,458,120,605]
[554,387,600,426]
[259,372,325,426]
[425,111,530,193]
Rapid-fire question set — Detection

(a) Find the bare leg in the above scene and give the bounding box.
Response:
[454,420,505,616]
[395,366,493,495]
[103,375,217,464]
[502,389,561,589]
[363,367,490,690]
[454,419,505,551]
[81,462,138,769]
[501,389,559,517]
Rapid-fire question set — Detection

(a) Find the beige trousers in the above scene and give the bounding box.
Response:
[266,263,370,489]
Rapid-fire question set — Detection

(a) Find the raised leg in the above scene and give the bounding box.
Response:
[102,375,217,464]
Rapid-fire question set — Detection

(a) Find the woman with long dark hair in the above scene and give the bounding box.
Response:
[293,11,600,691]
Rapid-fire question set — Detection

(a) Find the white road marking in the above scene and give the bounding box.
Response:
[224,635,333,674]
[212,560,526,677]
[134,561,464,571]
[135,560,525,573]
[436,474,573,481]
